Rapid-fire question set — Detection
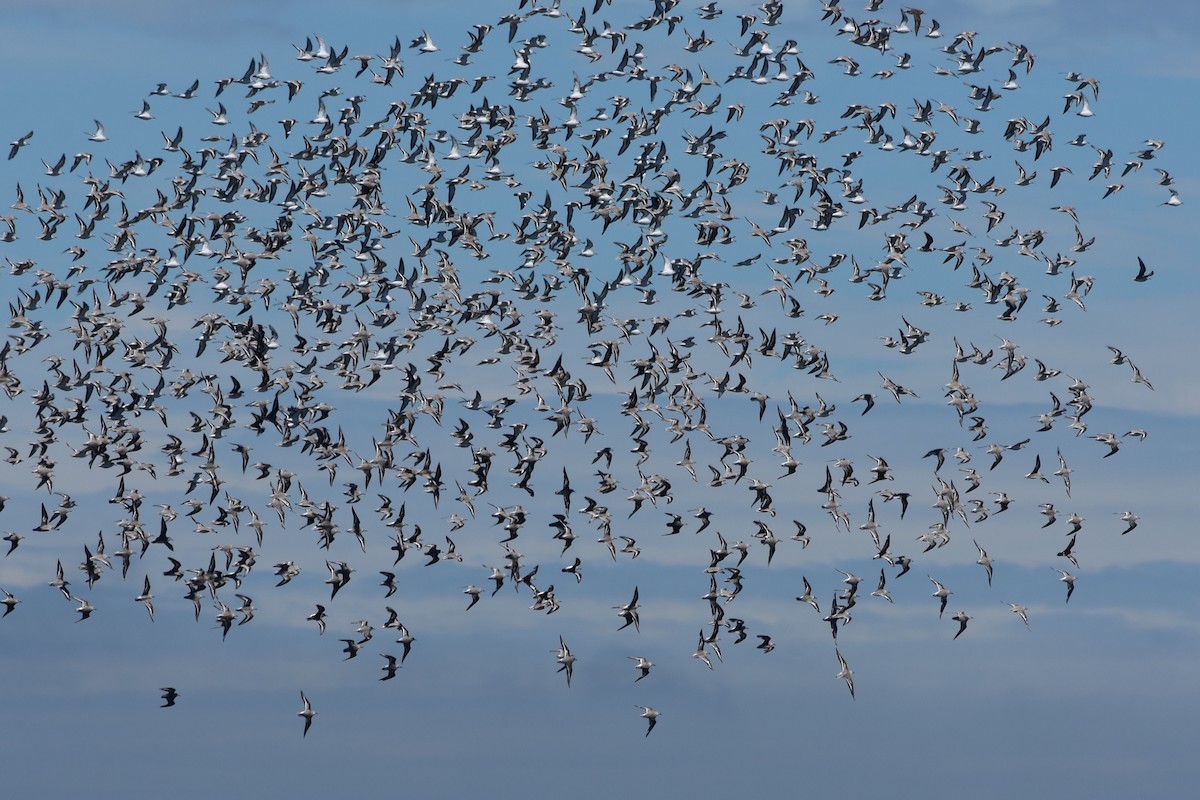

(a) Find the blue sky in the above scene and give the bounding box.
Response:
[0,1,1196,797]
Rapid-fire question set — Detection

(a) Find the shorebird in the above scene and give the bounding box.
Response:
[615,586,640,632]
[1,588,19,617]
[629,656,653,682]
[395,623,416,664]
[73,595,95,622]
[692,629,713,670]
[951,610,970,639]
[796,575,820,612]
[870,568,893,603]
[7,130,32,160]
[307,605,327,635]
[87,120,108,143]
[1024,454,1049,483]
[1056,569,1077,602]
[835,649,855,700]
[1091,433,1121,458]
[929,577,952,617]
[1133,257,1154,282]
[135,575,155,621]
[297,691,316,737]
[1006,603,1031,629]
[635,705,661,736]
[554,636,576,687]
[973,540,994,586]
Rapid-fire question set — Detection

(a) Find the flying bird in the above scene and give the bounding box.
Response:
[554,636,576,687]
[835,649,855,700]
[635,705,661,736]
[298,691,316,737]
[1006,603,1031,629]
[1133,257,1154,282]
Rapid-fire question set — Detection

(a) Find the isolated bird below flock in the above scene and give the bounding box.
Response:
[298,691,316,737]
[635,705,661,737]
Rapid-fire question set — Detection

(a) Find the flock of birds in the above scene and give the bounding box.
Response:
[0,0,1176,738]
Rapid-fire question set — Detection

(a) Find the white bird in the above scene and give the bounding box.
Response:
[951,610,970,639]
[135,575,154,622]
[73,595,95,621]
[87,120,108,143]
[1056,569,1076,602]
[297,691,316,736]
[0,587,19,617]
[835,648,855,699]
[1005,602,1030,629]
[635,705,661,736]
[412,31,439,53]
[973,540,994,586]
[554,635,575,687]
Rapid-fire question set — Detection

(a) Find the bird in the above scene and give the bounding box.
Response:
[629,655,653,682]
[929,577,952,617]
[973,540,994,586]
[2,532,21,556]
[1056,569,1077,602]
[297,691,316,737]
[554,636,576,687]
[615,586,640,632]
[1024,454,1049,483]
[411,31,439,53]
[1133,257,1154,282]
[835,649,855,700]
[135,575,155,621]
[48,560,71,600]
[160,687,178,708]
[87,120,108,143]
[307,605,327,635]
[1,588,20,617]
[951,610,970,639]
[797,576,820,612]
[1005,602,1030,629]
[870,568,893,603]
[379,654,400,681]
[7,130,33,160]
[73,595,95,622]
[692,629,714,670]
[635,705,661,736]
[1091,433,1121,458]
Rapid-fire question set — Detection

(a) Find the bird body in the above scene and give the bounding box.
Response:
[635,705,661,736]
[298,691,316,736]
